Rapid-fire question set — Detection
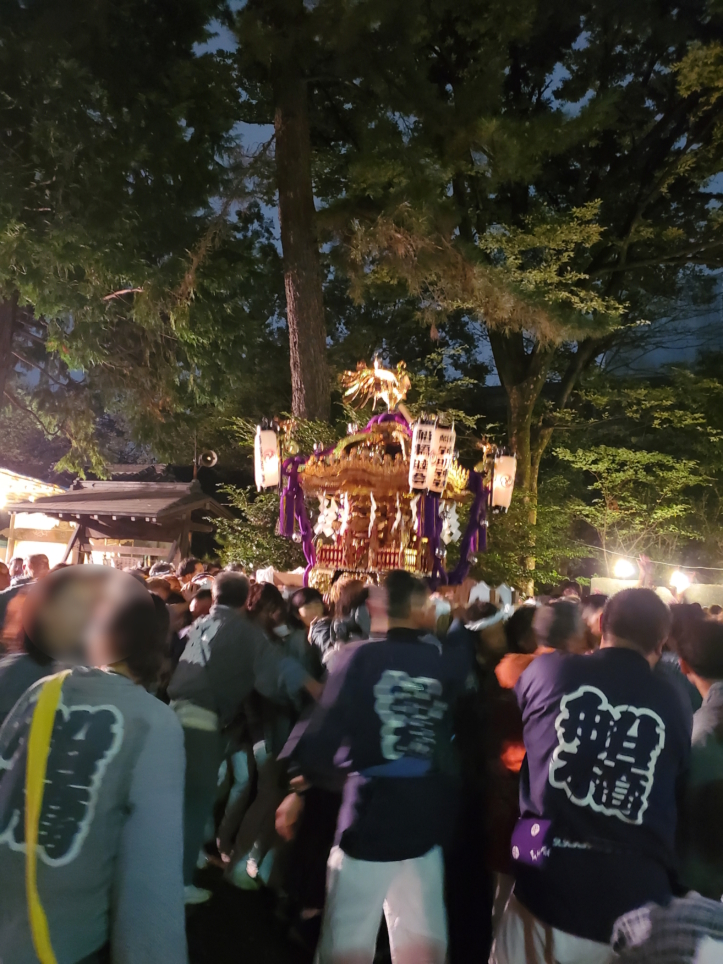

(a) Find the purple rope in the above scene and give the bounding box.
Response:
[278,455,317,584]
[448,469,488,585]
[423,494,448,589]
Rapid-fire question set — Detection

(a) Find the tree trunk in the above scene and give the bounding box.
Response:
[0,295,17,403]
[275,69,330,421]
[489,332,605,592]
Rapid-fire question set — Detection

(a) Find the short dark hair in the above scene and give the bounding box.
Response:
[668,603,706,655]
[336,580,369,618]
[290,587,324,613]
[677,619,723,680]
[247,582,284,618]
[111,592,168,689]
[582,594,608,617]
[602,588,672,655]
[505,605,537,654]
[385,570,428,620]
[224,562,246,573]
[533,600,583,651]
[192,588,213,603]
[177,557,201,578]
[213,571,250,609]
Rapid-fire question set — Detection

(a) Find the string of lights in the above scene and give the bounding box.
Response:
[574,542,723,573]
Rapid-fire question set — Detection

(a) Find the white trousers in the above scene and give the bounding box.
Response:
[490,894,615,964]
[316,845,447,964]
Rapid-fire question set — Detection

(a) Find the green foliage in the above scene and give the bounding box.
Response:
[477,476,588,589]
[215,487,305,573]
[555,445,705,565]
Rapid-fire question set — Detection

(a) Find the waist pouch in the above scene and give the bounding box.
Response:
[511,818,553,867]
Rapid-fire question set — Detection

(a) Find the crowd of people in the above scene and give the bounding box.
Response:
[0,551,723,963]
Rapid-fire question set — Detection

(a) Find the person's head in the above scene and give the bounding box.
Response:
[533,600,586,654]
[505,605,538,655]
[145,577,172,601]
[290,587,325,628]
[601,588,672,666]
[247,582,285,633]
[384,570,433,630]
[668,603,707,655]
[212,571,250,610]
[678,619,723,697]
[27,554,49,580]
[8,557,24,579]
[709,604,723,618]
[22,566,113,664]
[164,591,190,632]
[149,561,174,577]
[224,562,246,573]
[581,594,608,649]
[190,588,213,621]
[0,561,9,592]
[190,572,214,592]
[23,566,154,669]
[558,580,582,601]
[177,557,203,584]
[336,580,369,619]
[88,581,167,688]
[466,602,507,657]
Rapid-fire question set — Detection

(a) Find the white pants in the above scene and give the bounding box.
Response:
[491,895,615,964]
[316,845,447,964]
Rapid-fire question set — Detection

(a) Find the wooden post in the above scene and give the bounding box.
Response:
[5,511,16,563]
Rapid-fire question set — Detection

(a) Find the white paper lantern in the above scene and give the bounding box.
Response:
[427,424,456,494]
[492,454,517,509]
[254,427,280,490]
[408,420,456,494]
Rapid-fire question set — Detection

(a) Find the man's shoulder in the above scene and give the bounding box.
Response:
[692,699,723,747]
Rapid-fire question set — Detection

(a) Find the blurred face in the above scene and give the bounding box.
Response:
[583,609,604,648]
[164,575,182,594]
[9,558,24,579]
[181,562,204,584]
[565,625,591,655]
[0,563,9,592]
[28,555,50,579]
[24,568,113,662]
[409,589,435,632]
[298,600,324,628]
[85,571,151,667]
[190,594,212,620]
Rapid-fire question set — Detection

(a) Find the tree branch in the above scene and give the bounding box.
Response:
[102,287,143,301]
[3,390,62,437]
[11,351,67,388]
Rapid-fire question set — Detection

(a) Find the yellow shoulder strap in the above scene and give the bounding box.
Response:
[25,670,72,964]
